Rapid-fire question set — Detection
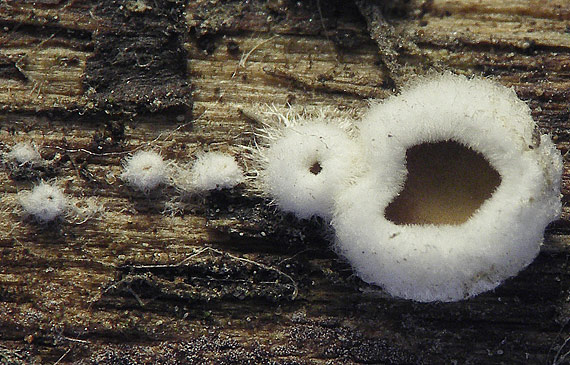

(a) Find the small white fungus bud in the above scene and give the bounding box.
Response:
[121,150,169,192]
[189,151,244,191]
[332,73,562,302]
[19,181,68,223]
[5,142,43,166]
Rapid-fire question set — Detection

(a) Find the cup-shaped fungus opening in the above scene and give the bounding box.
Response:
[384,140,501,225]
[309,161,323,175]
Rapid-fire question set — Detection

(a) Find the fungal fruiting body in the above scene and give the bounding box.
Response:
[189,151,244,191]
[332,74,562,302]
[121,150,169,192]
[257,112,363,220]
[5,142,43,166]
[20,181,69,223]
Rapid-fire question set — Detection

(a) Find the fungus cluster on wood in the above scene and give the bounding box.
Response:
[5,144,245,225]
[3,74,562,302]
[120,150,244,194]
[3,143,101,225]
[256,74,562,302]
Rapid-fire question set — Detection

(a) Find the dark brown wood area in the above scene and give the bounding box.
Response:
[0,1,568,363]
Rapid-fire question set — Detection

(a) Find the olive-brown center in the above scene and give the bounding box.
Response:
[385,141,501,225]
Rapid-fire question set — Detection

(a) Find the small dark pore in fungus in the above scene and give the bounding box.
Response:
[310,161,323,175]
[385,140,501,226]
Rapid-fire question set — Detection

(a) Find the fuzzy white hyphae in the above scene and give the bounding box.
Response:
[189,151,244,191]
[333,74,562,302]
[20,182,69,223]
[121,150,169,192]
[257,110,364,220]
[5,142,43,166]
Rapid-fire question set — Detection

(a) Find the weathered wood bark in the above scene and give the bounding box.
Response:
[0,0,568,363]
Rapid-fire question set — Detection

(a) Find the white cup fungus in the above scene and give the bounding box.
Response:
[257,115,364,220]
[332,74,562,302]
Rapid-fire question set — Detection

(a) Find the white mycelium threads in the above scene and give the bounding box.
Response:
[5,142,43,166]
[255,108,364,220]
[332,74,562,302]
[121,150,170,193]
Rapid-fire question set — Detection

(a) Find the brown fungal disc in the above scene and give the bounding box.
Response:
[384,140,501,226]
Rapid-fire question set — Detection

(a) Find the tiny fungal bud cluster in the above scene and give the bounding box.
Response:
[120,149,244,195]
[255,74,562,302]
[19,181,69,223]
[121,150,169,193]
[7,141,246,226]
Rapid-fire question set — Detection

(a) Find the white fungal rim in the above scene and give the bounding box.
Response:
[333,74,562,302]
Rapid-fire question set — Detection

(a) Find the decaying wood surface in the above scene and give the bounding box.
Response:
[0,0,568,363]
